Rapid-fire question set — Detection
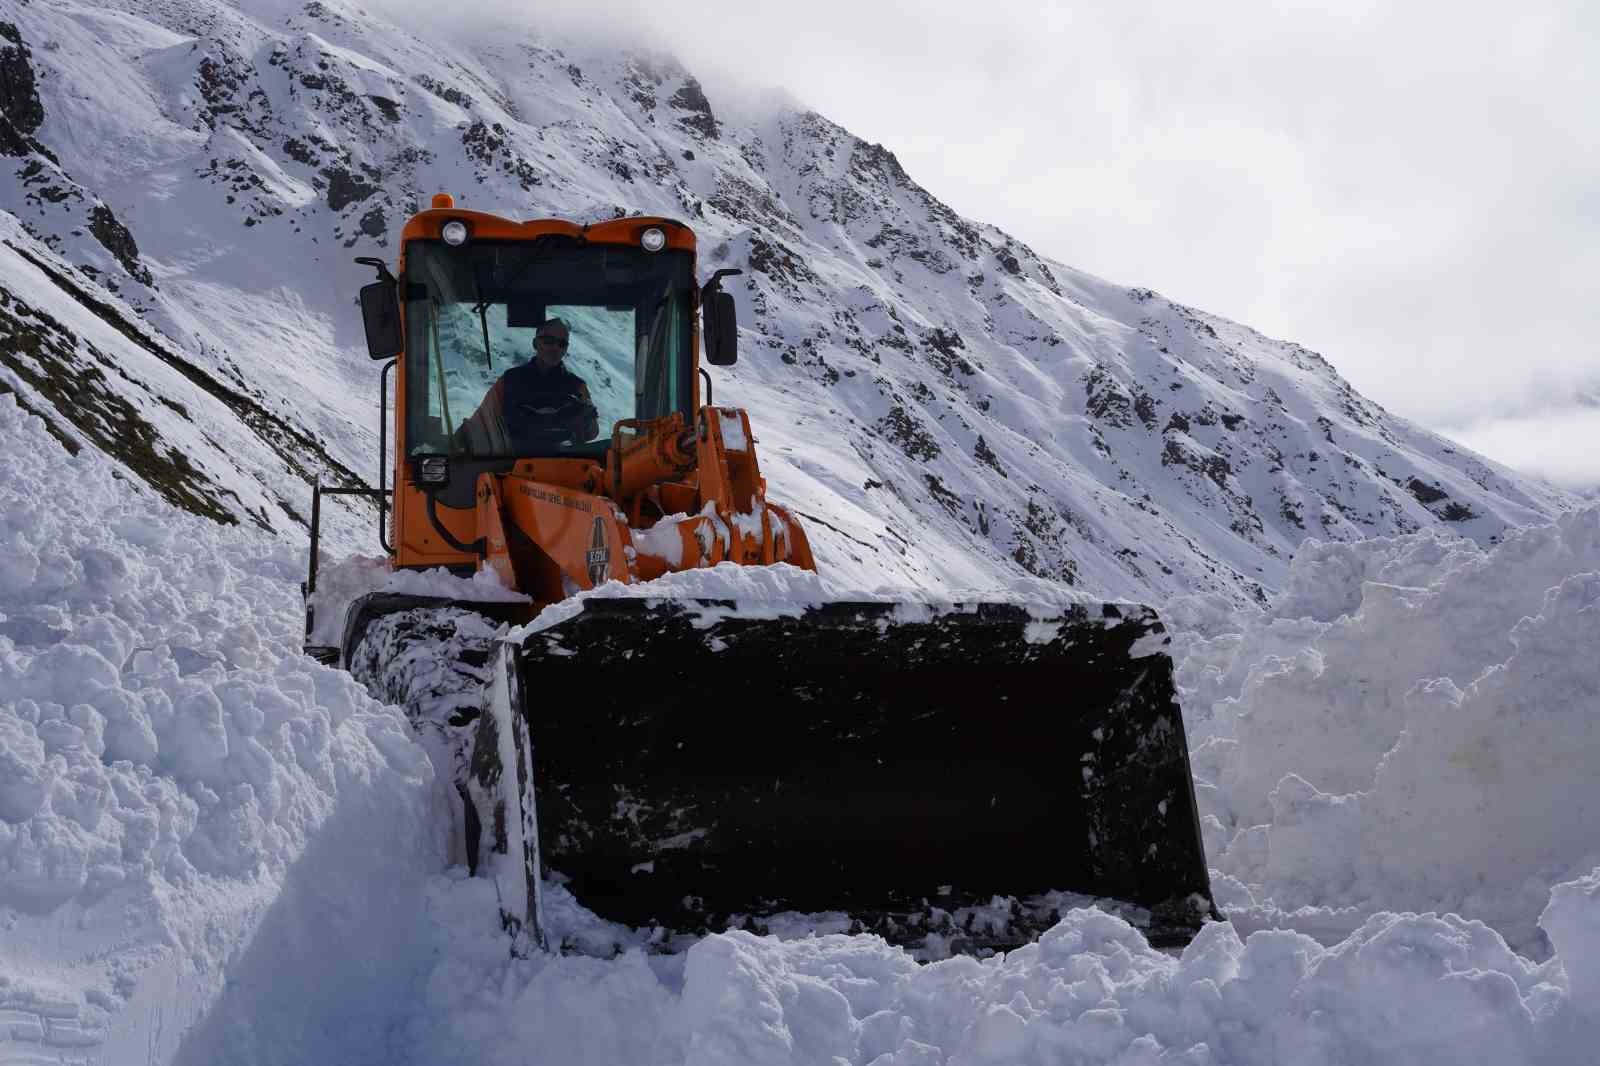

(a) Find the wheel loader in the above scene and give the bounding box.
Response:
[304,194,1215,956]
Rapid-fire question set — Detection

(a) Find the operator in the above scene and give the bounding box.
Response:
[457,318,600,452]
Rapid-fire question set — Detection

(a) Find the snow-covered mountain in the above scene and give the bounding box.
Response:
[0,0,1571,607]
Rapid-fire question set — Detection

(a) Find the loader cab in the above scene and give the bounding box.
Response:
[400,234,695,463]
[361,205,728,569]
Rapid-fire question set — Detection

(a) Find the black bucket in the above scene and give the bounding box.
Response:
[477,597,1214,952]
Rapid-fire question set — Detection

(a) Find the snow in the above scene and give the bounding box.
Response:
[1,0,1574,613]
[306,553,529,647]
[630,512,688,566]
[509,558,1112,639]
[1172,513,1600,954]
[1543,870,1600,1012]
[717,407,749,452]
[0,395,445,1062]
[4,387,1600,1063]
[2,1,1599,1061]
[402,901,1596,1066]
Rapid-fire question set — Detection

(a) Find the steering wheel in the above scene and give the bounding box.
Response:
[513,398,598,448]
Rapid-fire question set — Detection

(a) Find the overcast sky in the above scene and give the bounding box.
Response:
[396,0,1599,485]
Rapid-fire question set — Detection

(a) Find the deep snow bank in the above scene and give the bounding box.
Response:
[1173,514,1600,953]
[0,395,444,1063]
[402,880,1598,1066]
[4,383,1600,1065]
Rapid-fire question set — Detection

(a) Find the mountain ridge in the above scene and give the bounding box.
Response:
[0,0,1572,605]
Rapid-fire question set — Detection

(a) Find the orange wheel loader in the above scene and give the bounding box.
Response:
[303,195,1215,956]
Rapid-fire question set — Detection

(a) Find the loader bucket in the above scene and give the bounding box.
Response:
[473,597,1214,955]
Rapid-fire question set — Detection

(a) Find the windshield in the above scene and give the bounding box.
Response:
[403,239,694,458]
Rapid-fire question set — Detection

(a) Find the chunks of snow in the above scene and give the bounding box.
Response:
[305,552,530,647]
[5,388,1600,1064]
[0,396,443,1062]
[512,558,1114,639]
[1174,511,1600,954]
[400,896,1598,1066]
[716,407,749,452]
[630,512,689,566]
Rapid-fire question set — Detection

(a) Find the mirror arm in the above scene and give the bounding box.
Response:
[700,267,743,303]
[355,256,395,283]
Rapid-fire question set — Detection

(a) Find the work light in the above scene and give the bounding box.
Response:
[415,455,449,483]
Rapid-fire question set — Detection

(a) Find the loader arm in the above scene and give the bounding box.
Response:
[474,406,814,602]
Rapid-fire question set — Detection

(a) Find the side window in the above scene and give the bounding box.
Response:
[437,302,507,433]
[664,290,684,412]
[406,300,448,454]
[637,289,685,418]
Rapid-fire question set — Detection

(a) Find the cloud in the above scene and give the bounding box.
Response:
[1442,407,1600,489]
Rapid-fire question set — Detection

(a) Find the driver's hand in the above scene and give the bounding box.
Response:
[568,402,599,440]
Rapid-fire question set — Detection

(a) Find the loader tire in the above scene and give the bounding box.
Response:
[345,602,504,870]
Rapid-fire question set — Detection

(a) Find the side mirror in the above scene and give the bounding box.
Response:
[701,268,743,368]
[704,290,738,366]
[359,279,403,360]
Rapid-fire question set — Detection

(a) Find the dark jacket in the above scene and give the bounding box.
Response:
[459,361,597,452]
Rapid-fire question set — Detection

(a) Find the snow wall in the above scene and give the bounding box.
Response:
[1173,511,1600,955]
[1,393,1597,1064]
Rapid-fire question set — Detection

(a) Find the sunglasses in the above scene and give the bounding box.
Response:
[537,335,569,349]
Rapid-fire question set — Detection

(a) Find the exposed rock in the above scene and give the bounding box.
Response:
[0,284,241,524]
[1405,476,1477,522]
[1084,366,1135,428]
[7,243,367,517]
[368,95,400,122]
[460,120,540,191]
[1405,476,1448,504]
[877,403,940,461]
[323,164,379,211]
[414,74,470,109]
[87,205,153,287]
[357,204,386,241]
[921,327,974,378]
[0,21,46,156]
[746,234,818,294]
[973,435,1006,478]
[669,78,718,140]
[922,472,963,518]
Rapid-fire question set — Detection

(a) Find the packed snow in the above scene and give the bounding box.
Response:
[0,395,445,1062]
[305,553,529,648]
[1172,513,1600,955]
[4,386,1600,1064]
[510,557,1111,640]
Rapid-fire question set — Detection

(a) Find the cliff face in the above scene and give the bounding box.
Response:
[0,0,1569,600]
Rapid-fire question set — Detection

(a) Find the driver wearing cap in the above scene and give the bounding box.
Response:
[458,318,599,452]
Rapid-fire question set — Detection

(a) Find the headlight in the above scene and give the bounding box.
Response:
[441,220,470,246]
[640,226,666,252]
[414,455,449,484]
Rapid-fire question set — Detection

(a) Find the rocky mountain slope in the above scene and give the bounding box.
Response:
[0,0,1571,605]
